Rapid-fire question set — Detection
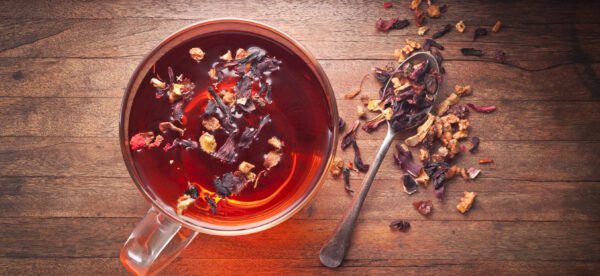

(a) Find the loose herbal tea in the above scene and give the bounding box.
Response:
[127,32,333,223]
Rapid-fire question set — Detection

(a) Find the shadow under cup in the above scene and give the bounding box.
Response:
[120,19,338,235]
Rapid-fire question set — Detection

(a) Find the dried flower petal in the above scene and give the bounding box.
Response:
[432,24,452,39]
[413,8,426,27]
[159,122,185,136]
[341,120,360,150]
[239,115,271,149]
[469,136,480,153]
[402,174,418,195]
[461,48,484,56]
[339,118,347,131]
[492,20,502,33]
[457,191,477,213]
[351,141,370,172]
[212,132,238,164]
[467,103,497,113]
[202,117,222,131]
[214,172,247,198]
[383,2,393,9]
[189,47,205,62]
[205,195,217,215]
[375,18,410,32]
[413,200,433,215]
[455,20,466,33]
[422,39,444,51]
[342,167,353,194]
[473,27,488,41]
[467,167,481,179]
[444,104,469,118]
[393,144,422,177]
[356,105,366,118]
[389,220,411,231]
[264,151,282,169]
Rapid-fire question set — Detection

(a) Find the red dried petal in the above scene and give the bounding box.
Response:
[412,200,433,215]
[383,2,393,9]
[467,103,497,113]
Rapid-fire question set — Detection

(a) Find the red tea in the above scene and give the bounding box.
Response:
[127,31,334,227]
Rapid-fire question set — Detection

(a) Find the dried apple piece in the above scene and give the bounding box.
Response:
[189,47,205,62]
[330,157,344,177]
[268,136,284,151]
[264,151,282,169]
[456,191,477,214]
[199,132,217,154]
[176,195,195,215]
[202,117,222,131]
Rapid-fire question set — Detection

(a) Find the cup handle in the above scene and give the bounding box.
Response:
[120,206,198,275]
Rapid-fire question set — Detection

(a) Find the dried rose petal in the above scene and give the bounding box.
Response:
[351,141,369,172]
[389,220,411,231]
[467,103,497,113]
[214,171,247,198]
[412,200,433,215]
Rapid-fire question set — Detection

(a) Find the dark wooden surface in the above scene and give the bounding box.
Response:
[1,0,600,274]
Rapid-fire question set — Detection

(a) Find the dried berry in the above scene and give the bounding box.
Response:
[389,220,411,231]
[467,103,497,113]
[402,174,418,195]
[473,27,488,41]
[460,48,484,57]
[412,200,433,215]
[351,141,370,172]
[469,136,480,153]
[342,167,353,194]
[432,24,452,39]
[456,191,476,213]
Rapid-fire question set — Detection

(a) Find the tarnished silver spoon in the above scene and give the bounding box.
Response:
[319,52,441,268]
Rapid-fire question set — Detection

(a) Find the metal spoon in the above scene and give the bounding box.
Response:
[319,52,441,268]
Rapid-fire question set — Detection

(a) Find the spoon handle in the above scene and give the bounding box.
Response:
[319,129,396,268]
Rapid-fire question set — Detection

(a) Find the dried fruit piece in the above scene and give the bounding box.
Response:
[467,167,481,179]
[220,50,233,61]
[208,68,217,80]
[432,24,452,39]
[150,78,166,89]
[410,0,421,10]
[159,122,185,136]
[189,47,205,62]
[330,157,344,177]
[455,20,466,33]
[436,93,459,115]
[405,113,435,146]
[202,117,222,131]
[235,48,249,60]
[375,18,410,32]
[341,120,360,150]
[413,200,433,215]
[367,100,382,111]
[479,159,494,164]
[238,161,255,175]
[469,136,480,153]
[417,26,429,36]
[176,195,195,215]
[199,132,217,154]
[492,20,502,33]
[456,191,477,214]
[352,106,365,119]
[422,39,444,51]
[389,220,411,231]
[402,174,418,195]
[268,136,284,151]
[130,132,156,150]
[405,39,421,49]
[461,48,484,56]
[264,151,282,169]
[393,144,422,177]
[426,4,440,18]
[220,90,236,106]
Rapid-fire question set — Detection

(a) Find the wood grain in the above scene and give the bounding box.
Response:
[1,0,599,274]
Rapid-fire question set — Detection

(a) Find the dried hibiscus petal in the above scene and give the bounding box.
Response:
[461,48,484,56]
[184,185,199,199]
[467,103,496,113]
[422,39,444,51]
[159,122,185,136]
[341,120,360,150]
[342,167,353,194]
[163,138,198,152]
[212,131,238,164]
[375,18,410,32]
[402,174,418,195]
[205,195,217,215]
[130,132,155,150]
[469,136,480,153]
[473,27,488,41]
[412,200,433,215]
[393,144,422,177]
[351,141,370,172]
[238,115,271,149]
[413,8,426,27]
[432,24,452,39]
[389,220,411,231]
[214,171,247,198]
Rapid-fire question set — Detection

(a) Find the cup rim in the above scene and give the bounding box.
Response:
[119,18,338,236]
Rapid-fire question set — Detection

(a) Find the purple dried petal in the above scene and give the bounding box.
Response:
[239,115,271,149]
[422,39,445,51]
[213,171,247,197]
[393,144,422,177]
[432,24,452,39]
[163,138,198,152]
[467,103,497,113]
[342,167,353,194]
[352,141,370,172]
[409,60,429,80]
[473,27,488,41]
[234,76,252,98]
[402,174,418,195]
[341,120,360,150]
[412,200,433,216]
[205,195,217,215]
[389,220,411,231]
[470,136,480,153]
[434,185,445,199]
[212,131,238,164]
[461,48,484,57]
[171,101,184,122]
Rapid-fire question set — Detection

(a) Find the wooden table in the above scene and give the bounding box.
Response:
[1,0,599,274]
